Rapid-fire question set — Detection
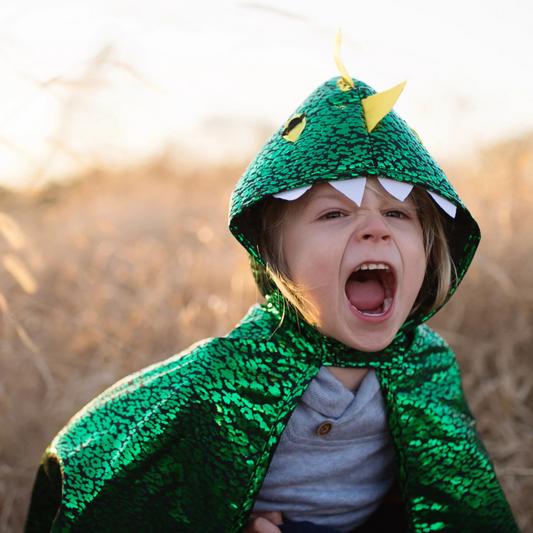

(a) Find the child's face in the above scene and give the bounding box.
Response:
[281,179,426,352]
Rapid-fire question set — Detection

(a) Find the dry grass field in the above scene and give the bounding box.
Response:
[1,137,532,532]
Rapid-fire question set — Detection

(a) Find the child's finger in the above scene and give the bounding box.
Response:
[246,515,283,532]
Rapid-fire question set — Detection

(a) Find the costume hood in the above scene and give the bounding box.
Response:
[229,63,480,328]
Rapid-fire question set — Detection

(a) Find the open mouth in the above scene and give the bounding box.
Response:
[345,263,396,317]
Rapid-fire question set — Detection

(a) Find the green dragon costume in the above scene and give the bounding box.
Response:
[25,39,518,533]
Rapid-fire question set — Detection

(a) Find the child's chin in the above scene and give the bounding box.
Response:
[326,327,398,353]
[316,309,404,352]
[347,337,395,353]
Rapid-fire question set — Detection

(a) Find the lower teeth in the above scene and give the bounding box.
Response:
[353,297,393,316]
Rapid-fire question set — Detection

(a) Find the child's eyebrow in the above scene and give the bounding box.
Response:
[386,196,417,209]
[313,193,347,202]
[307,190,355,204]
[304,186,418,213]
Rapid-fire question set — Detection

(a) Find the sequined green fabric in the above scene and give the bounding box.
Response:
[230,77,459,225]
[25,76,518,532]
[25,302,517,532]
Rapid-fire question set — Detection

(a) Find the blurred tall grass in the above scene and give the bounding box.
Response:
[0,138,532,532]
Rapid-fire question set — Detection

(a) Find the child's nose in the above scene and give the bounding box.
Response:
[356,214,391,242]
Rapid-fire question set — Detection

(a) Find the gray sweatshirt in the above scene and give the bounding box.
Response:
[253,368,395,532]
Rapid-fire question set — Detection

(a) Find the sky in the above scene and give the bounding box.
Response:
[1,0,532,187]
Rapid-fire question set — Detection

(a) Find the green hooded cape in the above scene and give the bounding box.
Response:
[25,77,518,533]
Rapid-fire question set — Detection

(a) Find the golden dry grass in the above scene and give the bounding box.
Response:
[0,139,532,532]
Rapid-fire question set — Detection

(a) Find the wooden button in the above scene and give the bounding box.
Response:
[316,421,333,437]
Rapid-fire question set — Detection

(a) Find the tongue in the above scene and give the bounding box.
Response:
[346,278,385,311]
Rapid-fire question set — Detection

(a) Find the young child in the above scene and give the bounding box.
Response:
[25,38,518,533]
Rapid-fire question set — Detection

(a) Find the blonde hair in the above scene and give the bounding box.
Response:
[255,180,455,320]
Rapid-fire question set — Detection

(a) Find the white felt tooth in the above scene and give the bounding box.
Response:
[273,185,312,201]
[328,178,366,206]
[428,191,457,218]
[377,177,413,202]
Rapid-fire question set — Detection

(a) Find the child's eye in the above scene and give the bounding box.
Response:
[322,210,345,219]
[384,210,408,219]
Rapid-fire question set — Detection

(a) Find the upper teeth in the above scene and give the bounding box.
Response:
[356,263,389,271]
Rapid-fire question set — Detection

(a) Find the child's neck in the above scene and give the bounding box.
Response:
[327,367,370,392]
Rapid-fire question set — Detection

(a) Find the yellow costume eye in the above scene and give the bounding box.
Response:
[282,114,306,143]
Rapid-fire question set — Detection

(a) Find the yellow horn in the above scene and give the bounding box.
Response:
[333,29,354,89]
[361,79,407,133]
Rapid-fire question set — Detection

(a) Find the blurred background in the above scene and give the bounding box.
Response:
[1,1,532,531]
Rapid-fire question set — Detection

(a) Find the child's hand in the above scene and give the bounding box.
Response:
[245,511,283,532]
